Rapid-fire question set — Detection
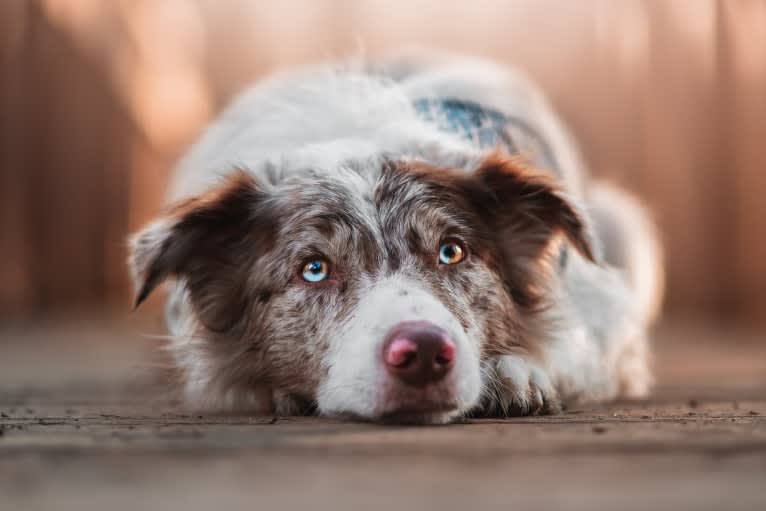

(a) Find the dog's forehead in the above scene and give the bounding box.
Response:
[264,160,471,273]
[274,161,461,235]
[275,166,379,238]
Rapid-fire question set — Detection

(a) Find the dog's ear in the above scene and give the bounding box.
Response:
[469,154,596,308]
[128,171,272,328]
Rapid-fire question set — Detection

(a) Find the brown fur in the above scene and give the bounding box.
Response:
[131,153,593,414]
[407,152,594,310]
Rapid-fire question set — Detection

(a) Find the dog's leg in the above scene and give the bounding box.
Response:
[583,181,663,400]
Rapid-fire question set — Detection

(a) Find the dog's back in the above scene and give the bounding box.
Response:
[170,52,581,196]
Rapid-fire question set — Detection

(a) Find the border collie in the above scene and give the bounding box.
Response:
[129,50,663,423]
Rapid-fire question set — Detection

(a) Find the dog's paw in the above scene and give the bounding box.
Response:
[479,356,561,417]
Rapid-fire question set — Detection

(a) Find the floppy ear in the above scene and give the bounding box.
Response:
[470,154,596,308]
[128,171,271,329]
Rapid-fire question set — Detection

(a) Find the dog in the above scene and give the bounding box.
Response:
[129,50,663,423]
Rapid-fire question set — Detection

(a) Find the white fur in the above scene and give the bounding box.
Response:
[318,275,482,422]
[168,52,586,203]
[147,49,662,415]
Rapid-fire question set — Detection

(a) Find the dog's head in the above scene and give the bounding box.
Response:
[129,153,594,423]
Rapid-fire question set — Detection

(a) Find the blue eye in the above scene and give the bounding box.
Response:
[301,259,330,282]
[438,241,465,265]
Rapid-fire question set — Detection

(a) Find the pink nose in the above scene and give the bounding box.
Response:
[382,321,456,387]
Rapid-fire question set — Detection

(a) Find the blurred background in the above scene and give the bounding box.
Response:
[1,0,765,328]
[3,5,765,507]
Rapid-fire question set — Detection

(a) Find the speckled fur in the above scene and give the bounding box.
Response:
[128,50,663,423]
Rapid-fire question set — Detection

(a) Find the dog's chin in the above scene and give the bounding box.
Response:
[377,405,461,425]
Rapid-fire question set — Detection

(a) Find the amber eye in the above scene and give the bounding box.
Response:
[301,259,330,282]
[438,241,465,265]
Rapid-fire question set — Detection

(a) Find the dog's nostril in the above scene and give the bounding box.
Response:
[435,340,455,366]
[385,338,418,368]
[382,321,456,387]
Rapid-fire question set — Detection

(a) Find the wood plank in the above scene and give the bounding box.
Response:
[0,320,764,510]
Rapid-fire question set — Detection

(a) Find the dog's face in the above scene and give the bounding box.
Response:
[130,154,593,423]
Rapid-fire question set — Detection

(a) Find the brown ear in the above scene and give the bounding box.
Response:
[128,172,271,328]
[470,154,596,308]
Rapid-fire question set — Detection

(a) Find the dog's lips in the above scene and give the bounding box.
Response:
[376,378,461,423]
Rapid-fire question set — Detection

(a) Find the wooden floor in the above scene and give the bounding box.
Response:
[1,319,764,510]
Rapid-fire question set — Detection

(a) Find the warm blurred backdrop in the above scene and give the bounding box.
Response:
[1,0,765,326]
